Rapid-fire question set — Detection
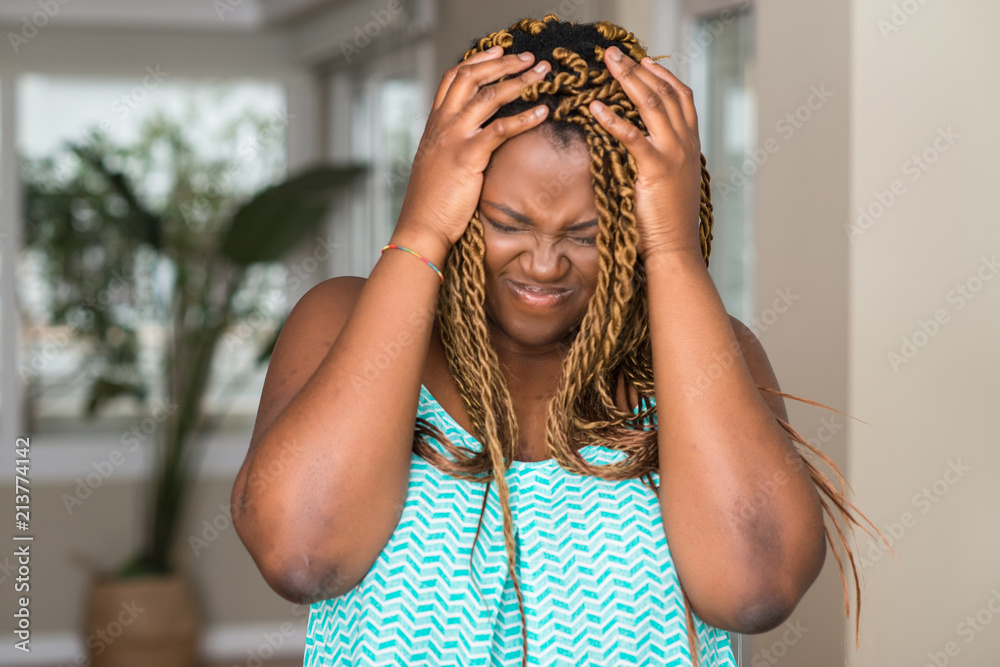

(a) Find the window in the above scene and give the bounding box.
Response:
[346,74,424,273]
[687,3,757,323]
[671,7,757,660]
[326,31,433,278]
[14,75,287,431]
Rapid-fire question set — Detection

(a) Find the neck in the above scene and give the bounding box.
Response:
[488,327,573,394]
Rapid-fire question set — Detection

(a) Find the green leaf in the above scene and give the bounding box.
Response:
[116,553,169,578]
[219,163,365,267]
[68,143,163,249]
[85,377,147,417]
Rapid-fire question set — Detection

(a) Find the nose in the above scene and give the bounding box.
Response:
[519,234,568,282]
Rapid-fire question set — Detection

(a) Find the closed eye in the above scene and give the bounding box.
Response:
[484,217,522,233]
[484,214,597,246]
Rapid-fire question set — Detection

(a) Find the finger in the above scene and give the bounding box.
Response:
[587,99,658,167]
[462,59,551,126]
[432,45,504,112]
[475,104,550,155]
[639,56,699,134]
[603,46,686,142]
[603,46,684,140]
[439,51,539,115]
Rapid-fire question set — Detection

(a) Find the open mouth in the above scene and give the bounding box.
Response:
[506,280,572,308]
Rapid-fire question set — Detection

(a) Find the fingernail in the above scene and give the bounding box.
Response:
[533,61,547,73]
[608,46,622,62]
[518,52,533,61]
[488,45,502,54]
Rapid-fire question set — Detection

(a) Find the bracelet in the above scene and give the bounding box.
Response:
[381,244,444,284]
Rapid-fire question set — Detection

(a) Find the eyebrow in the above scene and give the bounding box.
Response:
[481,200,598,232]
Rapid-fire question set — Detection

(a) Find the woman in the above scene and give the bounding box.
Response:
[233,15,880,666]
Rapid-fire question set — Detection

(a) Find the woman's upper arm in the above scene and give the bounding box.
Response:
[231,275,367,601]
[245,276,367,456]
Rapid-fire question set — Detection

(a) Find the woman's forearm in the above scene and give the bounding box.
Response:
[644,248,825,632]
[233,229,449,602]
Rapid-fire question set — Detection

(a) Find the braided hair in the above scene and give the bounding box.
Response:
[410,14,884,666]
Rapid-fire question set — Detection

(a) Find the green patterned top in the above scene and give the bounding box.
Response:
[304,384,738,665]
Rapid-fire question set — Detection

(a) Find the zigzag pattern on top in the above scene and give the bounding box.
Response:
[303,384,738,666]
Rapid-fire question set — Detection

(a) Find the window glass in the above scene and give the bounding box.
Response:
[691,7,756,322]
[380,79,423,244]
[343,66,423,276]
[17,76,287,430]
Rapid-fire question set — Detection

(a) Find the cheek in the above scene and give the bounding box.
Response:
[573,251,601,284]
[483,234,525,267]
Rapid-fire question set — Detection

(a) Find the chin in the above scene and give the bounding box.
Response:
[483,278,590,350]
[486,307,581,352]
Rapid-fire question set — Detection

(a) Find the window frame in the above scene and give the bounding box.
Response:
[672,6,757,661]
[0,72,304,480]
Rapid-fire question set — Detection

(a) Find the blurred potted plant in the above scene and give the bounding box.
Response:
[20,109,363,666]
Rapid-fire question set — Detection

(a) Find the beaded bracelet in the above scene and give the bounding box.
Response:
[381,244,444,284]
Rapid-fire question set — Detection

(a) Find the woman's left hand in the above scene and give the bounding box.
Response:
[589,45,704,263]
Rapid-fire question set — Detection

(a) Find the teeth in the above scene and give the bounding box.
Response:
[520,284,561,294]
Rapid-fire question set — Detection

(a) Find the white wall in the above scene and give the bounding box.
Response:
[742,0,852,662]
[849,0,1000,664]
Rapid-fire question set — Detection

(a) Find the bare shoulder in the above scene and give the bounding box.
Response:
[274,276,368,365]
[246,276,368,452]
[728,314,788,423]
[288,275,368,335]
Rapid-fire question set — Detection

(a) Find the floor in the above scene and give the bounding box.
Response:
[207,660,301,667]
[26,659,301,667]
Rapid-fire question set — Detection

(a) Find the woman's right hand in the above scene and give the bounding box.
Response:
[391,46,552,259]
